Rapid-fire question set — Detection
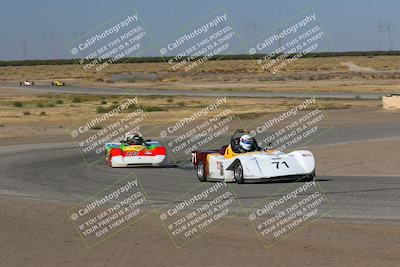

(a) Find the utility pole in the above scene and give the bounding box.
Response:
[378,21,394,51]
[49,32,57,58]
[276,27,283,49]
[22,40,27,59]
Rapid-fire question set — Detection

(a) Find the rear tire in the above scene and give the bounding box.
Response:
[106,155,112,167]
[196,161,207,182]
[234,162,245,184]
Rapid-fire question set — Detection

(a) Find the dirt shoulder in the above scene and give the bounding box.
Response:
[0,197,399,267]
[314,138,400,177]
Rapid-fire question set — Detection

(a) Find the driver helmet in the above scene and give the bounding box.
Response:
[125,132,143,145]
[239,134,253,151]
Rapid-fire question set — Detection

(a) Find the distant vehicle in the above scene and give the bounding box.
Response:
[51,80,65,86]
[192,129,315,183]
[20,80,34,86]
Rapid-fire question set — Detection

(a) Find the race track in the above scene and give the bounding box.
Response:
[1,122,399,221]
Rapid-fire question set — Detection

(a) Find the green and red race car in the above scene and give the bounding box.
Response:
[105,132,166,167]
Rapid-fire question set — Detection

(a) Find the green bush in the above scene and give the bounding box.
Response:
[13,101,23,107]
[100,100,107,105]
[96,106,106,113]
[39,111,46,116]
[91,125,102,130]
[144,106,164,112]
[36,102,44,108]
[23,111,30,115]
[55,99,63,104]
[72,97,81,103]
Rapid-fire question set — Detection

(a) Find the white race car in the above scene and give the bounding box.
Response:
[20,80,34,86]
[191,130,315,183]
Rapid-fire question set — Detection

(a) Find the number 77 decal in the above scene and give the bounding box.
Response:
[272,161,289,169]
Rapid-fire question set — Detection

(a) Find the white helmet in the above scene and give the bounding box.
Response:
[124,132,143,144]
[239,134,253,151]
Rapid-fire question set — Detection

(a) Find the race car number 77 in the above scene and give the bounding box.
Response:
[272,161,289,169]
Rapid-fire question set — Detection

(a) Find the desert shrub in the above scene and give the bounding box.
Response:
[72,97,81,103]
[91,125,102,130]
[13,101,23,107]
[144,106,164,112]
[96,106,106,113]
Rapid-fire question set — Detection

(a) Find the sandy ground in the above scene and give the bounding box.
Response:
[0,197,399,267]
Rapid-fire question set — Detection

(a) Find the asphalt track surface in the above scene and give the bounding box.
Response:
[1,122,399,221]
[1,84,382,99]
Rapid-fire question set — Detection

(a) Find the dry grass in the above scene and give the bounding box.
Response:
[1,56,400,93]
[0,89,380,142]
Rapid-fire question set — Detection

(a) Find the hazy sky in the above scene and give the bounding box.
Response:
[0,0,399,60]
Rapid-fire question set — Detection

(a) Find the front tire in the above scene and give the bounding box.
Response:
[234,161,245,184]
[300,170,315,182]
[196,161,207,182]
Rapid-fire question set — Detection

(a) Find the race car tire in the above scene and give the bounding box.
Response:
[234,161,244,184]
[106,155,112,167]
[20,82,22,86]
[300,170,315,182]
[196,160,207,182]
